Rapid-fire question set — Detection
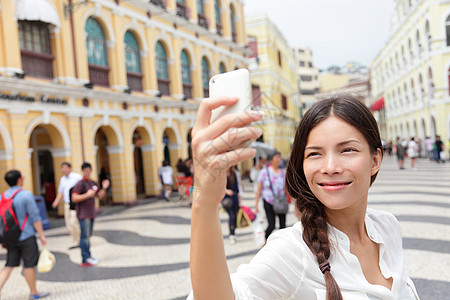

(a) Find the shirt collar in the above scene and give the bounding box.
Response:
[327,213,384,251]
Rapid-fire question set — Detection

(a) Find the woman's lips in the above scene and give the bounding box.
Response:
[318,181,351,191]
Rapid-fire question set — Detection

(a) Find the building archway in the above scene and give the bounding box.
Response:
[132,127,153,197]
[94,126,121,204]
[187,129,192,159]
[430,116,437,138]
[162,128,179,165]
[28,124,66,211]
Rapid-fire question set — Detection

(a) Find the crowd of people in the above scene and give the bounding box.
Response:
[392,135,447,170]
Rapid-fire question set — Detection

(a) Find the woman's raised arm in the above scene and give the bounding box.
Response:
[190,97,262,299]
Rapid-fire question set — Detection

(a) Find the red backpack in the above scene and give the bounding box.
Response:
[0,189,28,245]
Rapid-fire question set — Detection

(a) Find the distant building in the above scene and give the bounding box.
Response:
[293,48,319,111]
[370,0,450,146]
[246,14,300,158]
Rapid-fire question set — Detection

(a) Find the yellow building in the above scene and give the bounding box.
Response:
[371,0,450,147]
[0,0,249,213]
[245,14,300,159]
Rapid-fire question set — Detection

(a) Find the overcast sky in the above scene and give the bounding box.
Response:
[244,0,395,70]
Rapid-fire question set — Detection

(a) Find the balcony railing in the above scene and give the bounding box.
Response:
[176,2,190,20]
[158,78,170,96]
[150,0,166,9]
[216,23,222,36]
[198,14,209,29]
[89,64,110,87]
[127,72,143,92]
[183,83,192,100]
[21,50,54,79]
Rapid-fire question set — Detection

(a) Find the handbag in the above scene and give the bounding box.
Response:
[237,208,251,228]
[266,167,289,214]
[221,196,233,209]
[37,247,56,273]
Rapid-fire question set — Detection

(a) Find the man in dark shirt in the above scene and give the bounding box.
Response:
[72,162,110,267]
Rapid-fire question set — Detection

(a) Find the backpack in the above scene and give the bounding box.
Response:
[69,180,85,210]
[0,189,28,245]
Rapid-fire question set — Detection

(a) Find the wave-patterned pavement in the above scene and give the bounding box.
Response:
[0,156,448,299]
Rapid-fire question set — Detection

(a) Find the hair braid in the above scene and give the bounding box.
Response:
[301,206,343,300]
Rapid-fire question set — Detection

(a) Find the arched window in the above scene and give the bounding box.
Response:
[428,67,434,99]
[124,31,142,91]
[416,30,422,58]
[410,78,416,104]
[181,50,192,99]
[446,15,450,46]
[447,67,450,96]
[86,17,109,86]
[418,73,424,100]
[215,0,222,35]
[18,21,54,79]
[425,20,431,51]
[197,0,208,29]
[156,41,170,96]
[404,83,409,107]
[219,62,226,74]
[230,4,237,42]
[401,45,406,68]
[397,87,402,108]
[201,57,210,97]
[408,38,413,62]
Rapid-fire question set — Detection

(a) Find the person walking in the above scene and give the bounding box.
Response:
[395,137,405,169]
[223,166,242,244]
[158,160,173,200]
[249,157,267,193]
[189,95,418,299]
[0,170,49,299]
[254,151,287,240]
[434,135,445,163]
[71,162,110,267]
[52,162,82,248]
[425,136,434,160]
[407,137,419,170]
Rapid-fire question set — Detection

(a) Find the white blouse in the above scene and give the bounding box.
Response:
[188,209,420,300]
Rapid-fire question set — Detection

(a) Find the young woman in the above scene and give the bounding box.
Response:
[254,151,287,240]
[223,165,242,244]
[189,95,419,299]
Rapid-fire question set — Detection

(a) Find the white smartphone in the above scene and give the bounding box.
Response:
[209,68,252,123]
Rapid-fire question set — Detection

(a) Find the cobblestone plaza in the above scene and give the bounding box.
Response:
[1,156,449,299]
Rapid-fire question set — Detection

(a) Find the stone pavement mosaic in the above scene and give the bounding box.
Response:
[0,156,449,299]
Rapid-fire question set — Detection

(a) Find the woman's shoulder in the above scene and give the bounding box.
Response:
[366,208,402,243]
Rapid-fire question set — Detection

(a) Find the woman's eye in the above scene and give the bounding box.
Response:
[306,152,319,158]
[343,148,357,153]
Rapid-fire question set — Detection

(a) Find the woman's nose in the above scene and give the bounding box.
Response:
[321,154,342,175]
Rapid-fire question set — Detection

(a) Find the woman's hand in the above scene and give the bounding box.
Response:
[225,189,234,196]
[191,97,263,208]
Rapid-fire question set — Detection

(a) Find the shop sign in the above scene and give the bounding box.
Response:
[0,91,67,105]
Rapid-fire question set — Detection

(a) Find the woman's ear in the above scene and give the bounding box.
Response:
[371,148,382,176]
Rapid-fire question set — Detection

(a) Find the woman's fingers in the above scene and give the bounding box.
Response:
[198,126,262,157]
[198,110,263,142]
[202,147,257,174]
[193,97,238,135]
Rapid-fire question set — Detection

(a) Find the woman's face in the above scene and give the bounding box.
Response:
[302,116,381,212]
[271,154,281,168]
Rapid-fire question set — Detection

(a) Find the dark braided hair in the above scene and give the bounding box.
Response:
[286,95,382,300]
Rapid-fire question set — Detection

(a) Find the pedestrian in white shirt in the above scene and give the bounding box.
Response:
[158,160,174,200]
[189,95,419,299]
[407,137,419,170]
[52,162,82,248]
